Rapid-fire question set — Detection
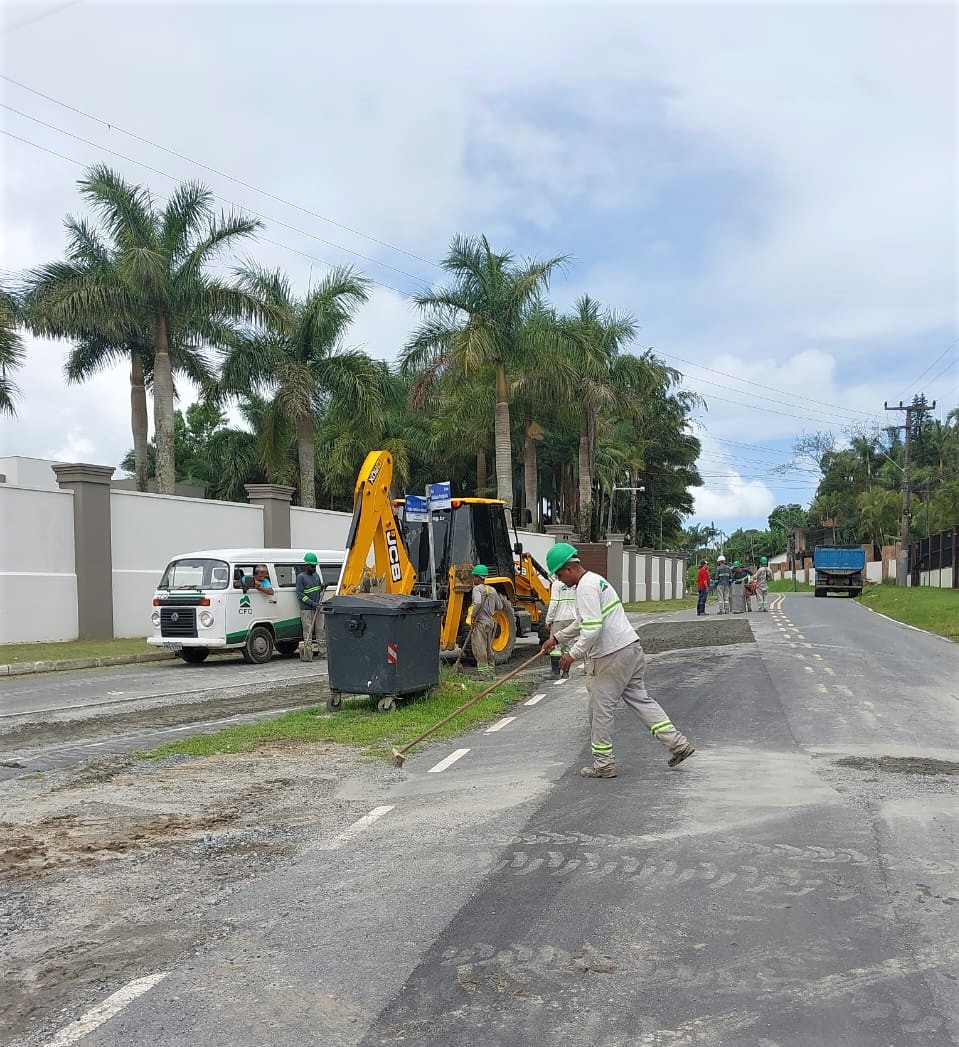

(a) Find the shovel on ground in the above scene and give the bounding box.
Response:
[391,649,544,767]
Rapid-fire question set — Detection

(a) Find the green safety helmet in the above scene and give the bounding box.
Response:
[733,560,741,567]
[760,556,768,564]
[546,542,578,575]
[471,564,489,577]
[303,552,318,564]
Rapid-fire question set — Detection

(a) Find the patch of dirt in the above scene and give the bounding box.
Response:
[638,618,754,654]
[0,744,379,1047]
[835,755,959,777]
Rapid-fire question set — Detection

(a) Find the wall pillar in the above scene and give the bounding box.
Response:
[52,463,115,640]
[245,484,295,548]
[606,533,626,595]
[544,523,581,543]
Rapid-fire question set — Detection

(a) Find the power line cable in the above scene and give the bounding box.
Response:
[1,0,81,35]
[0,73,440,269]
[0,104,432,285]
[659,348,879,421]
[0,128,411,298]
[899,336,958,398]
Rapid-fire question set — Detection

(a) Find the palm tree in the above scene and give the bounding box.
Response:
[0,287,25,416]
[222,265,379,508]
[403,235,567,504]
[558,296,649,537]
[25,166,264,493]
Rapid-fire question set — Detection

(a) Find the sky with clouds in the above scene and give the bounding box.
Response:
[1,0,956,533]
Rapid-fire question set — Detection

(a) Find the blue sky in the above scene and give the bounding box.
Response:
[1,0,956,531]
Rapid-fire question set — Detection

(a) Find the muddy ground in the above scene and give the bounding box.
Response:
[0,618,754,1046]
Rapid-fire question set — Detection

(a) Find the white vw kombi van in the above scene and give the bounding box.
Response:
[147,548,345,664]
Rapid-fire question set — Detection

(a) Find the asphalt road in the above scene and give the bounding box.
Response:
[24,595,959,1046]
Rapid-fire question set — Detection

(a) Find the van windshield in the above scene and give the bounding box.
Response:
[159,558,230,590]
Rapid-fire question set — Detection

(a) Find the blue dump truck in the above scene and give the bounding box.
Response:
[813,546,866,598]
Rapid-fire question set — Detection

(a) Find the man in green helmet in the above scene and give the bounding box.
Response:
[755,556,771,611]
[468,564,497,674]
[296,553,326,656]
[540,542,695,778]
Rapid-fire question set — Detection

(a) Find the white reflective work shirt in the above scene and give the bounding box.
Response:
[555,571,639,661]
[545,579,577,625]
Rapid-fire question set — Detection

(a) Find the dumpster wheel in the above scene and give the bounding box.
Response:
[325,694,342,712]
[377,696,397,713]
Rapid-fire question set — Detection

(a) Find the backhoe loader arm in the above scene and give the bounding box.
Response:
[336,450,416,596]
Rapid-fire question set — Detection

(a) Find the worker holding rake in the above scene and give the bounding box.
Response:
[540,543,695,778]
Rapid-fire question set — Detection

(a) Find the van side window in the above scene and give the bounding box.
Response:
[319,564,341,586]
[274,564,300,588]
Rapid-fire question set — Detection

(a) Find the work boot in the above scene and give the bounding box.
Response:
[668,744,696,768]
[580,764,618,778]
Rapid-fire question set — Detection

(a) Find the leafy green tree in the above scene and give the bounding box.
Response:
[221,265,378,508]
[25,165,264,493]
[0,287,25,417]
[404,234,567,505]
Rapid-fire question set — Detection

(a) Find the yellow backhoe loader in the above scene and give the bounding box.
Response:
[335,450,552,664]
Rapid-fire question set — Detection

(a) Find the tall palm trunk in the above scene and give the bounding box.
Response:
[578,432,592,538]
[130,351,149,492]
[476,449,487,495]
[523,414,538,530]
[494,362,512,505]
[297,413,316,508]
[153,312,176,495]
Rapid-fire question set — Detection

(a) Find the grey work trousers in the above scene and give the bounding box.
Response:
[300,609,324,648]
[586,641,688,769]
[716,584,731,614]
[550,618,577,654]
[471,622,495,668]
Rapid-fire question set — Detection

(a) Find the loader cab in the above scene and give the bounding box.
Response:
[401,499,516,597]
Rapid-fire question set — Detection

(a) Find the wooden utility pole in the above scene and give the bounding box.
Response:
[884,399,935,587]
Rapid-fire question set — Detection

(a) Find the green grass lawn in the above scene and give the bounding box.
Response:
[858,585,959,642]
[145,666,533,760]
[625,595,697,615]
[0,637,159,665]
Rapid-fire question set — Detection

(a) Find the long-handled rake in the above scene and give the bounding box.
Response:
[391,649,544,768]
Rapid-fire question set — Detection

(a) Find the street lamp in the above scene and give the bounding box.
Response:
[606,483,645,537]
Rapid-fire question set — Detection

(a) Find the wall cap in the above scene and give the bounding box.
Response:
[52,463,115,485]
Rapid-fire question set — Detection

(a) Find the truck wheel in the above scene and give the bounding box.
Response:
[852,589,862,598]
[814,588,826,598]
[490,608,517,665]
[241,625,275,664]
[178,647,209,664]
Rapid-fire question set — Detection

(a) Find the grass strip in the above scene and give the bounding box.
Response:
[857,586,959,642]
[144,667,534,760]
[0,637,156,665]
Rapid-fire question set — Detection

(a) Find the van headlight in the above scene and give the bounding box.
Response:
[151,611,161,627]
[199,610,214,628]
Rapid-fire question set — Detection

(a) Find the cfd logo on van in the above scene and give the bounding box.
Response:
[386,528,403,583]
[239,594,253,614]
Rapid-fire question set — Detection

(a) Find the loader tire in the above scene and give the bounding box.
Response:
[490,608,517,666]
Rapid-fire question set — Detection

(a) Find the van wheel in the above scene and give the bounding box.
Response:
[242,625,275,664]
[178,647,209,664]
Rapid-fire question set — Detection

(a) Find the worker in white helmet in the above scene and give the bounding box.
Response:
[714,555,732,615]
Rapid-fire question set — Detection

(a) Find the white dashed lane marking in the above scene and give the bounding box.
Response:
[44,972,168,1047]
[318,805,395,850]
[525,693,546,706]
[485,716,516,734]
[427,748,471,773]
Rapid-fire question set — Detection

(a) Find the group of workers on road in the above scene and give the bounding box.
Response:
[697,555,772,615]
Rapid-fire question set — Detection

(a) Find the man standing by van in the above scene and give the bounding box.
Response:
[296,553,325,655]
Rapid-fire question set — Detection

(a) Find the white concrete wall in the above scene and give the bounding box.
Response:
[663,557,673,599]
[0,485,78,642]
[0,456,61,490]
[621,551,631,603]
[865,561,883,584]
[634,555,646,602]
[918,568,954,589]
[514,530,556,564]
[290,506,353,550]
[111,491,264,637]
[649,557,661,600]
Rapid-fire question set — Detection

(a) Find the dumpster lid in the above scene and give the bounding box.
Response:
[322,593,444,615]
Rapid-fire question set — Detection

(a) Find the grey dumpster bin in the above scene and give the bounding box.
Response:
[321,593,443,712]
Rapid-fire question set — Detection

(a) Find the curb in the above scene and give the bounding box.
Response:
[852,599,957,645]
[0,651,176,677]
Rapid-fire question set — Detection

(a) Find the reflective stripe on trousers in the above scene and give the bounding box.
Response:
[585,641,687,767]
